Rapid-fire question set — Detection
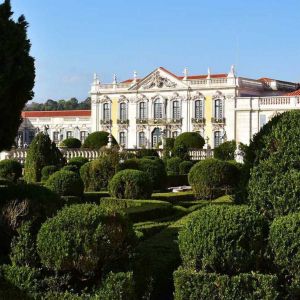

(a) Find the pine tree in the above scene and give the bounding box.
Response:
[0,0,35,151]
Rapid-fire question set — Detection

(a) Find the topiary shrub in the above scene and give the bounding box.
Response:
[41,165,59,182]
[214,140,236,161]
[82,131,117,149]
[172,142,190,160]
[269,212,300,296]
[188,158,240,199]
[174,132,205,149]
[0,159,22,182]
[36,204,136,276]
[45,170,84,197]
[61,164,79,174]
[117,158,140,172]
[79,162,92,191]
[135,149,159,158]
[67,157,89,169]
[179,161,194,175]
[24,133,65,183]
[109,169,152,199]
[178,205,268,274]
[59,137,81,148]
[166,157,182,175]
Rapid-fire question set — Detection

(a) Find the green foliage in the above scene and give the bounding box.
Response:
[270,213,300,296]
[45,170,84,197]
[109,169,153,199]
[166,157,182,175]
[165,137,175,151]
[41,165,59,182]
[61,164,79,173]
[117,158,140,172]
[82,131,117,149]
[179,160,194,175]
[152,191,194,203]
[174,132,205,149]
[166,174,189,187]
[214,140,237,161]
[24,133,65,182]
[60,137,81,148]
[135,149,159,158]
[67,157,89,169]
[172,142,190,160]
[96,272,136,300]
[37,204,135,275]
[188,158,240,199]
[80,162,91,191]
[178,205,268,274]
[0,0,35,151]
[173,268,279,300]
[0,159,22,181]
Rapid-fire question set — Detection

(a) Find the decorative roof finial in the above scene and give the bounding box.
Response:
[132,70,138,84]
[207,67,211,79]
[93,73,100,84]
[228,65,236,78]
[113,74,117,84]
[183,67,188,80]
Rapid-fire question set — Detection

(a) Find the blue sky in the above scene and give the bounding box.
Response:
[10,0,300,102]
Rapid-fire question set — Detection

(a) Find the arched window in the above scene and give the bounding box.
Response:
[103,103,110,121]
[139,102,146,119]
[119,132,126,146]
[120,103,127,121]
[154,99,163,119]
[172,100,180,119]
[214,99,223,120]
[214,131,222,148]
[195,100,203,119]
[139,132,145,147]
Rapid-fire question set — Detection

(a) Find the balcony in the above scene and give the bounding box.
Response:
[100,119,112,125]
[168,118,182,125]
[117,119,129,125]
[148,118,167,125]
[191,118,205,124]
[136,118,148,125]
[211,117,226,124]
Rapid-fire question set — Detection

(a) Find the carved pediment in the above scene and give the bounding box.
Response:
[141,71,177,89]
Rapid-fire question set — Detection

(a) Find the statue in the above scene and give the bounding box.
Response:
[234,142,244,164]
[43,125,49,135]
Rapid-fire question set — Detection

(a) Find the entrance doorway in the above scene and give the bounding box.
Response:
[152,127,161,148]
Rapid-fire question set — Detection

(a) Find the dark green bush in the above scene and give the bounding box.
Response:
[45,170,84,197]
[179,160,194,175]
[173,268,279,300]
[67,157,89,169]
[166,157,182,175]
[270,213,300,296]
[61,164,79,173]
[108,169,153,199]
[24,133,65,182]
[135,149,158,158]
[79,162,91,191]
[214,140,237,161]
[188,158,240,199]
[117,158,140,172]
[172,142,190,160]
[37,204,135,275]
[178,205,268,274]
[82,131,117,149]
[0,159,22,182]
[174,132,205,149]
[41,165,59,182]
[165,137,175,151]
[60,137,81,148]
[166,174,189,187]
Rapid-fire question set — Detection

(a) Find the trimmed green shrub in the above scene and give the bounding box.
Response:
[45,170,84,197]
[173,268,279,300]
[135,148,159,158]
[96,272,136,300]
[166,157,182,175]
[166,174,189,187]
[37,204,135,275]
[67,157,89,169]
[165,137,175,151]
[248,156,300,220]
[117,158,140,172]
[0,159,22,182]
[59,137,81,148]
[178,205,268,274]
[174,132,205,149]
[24,133,65,182]
[188,158,240,199]
[61,164,79,173]
[108,169,153,199]
[214,140,237,161]
[270,213,300,296]
[82,131,117,149]
[179,160,194,175]
[172,142,190,160]
[80,162,91,191]
[41,165,59,182]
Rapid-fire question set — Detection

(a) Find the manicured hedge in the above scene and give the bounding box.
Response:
[214,140,237,161]
[152,191,194,203]
[173,268,279,300]
[179,160,194,175]
[188,158,240,199]
[174,132,205,149]
[67,157,89,169]
[135,148,159,158]
[178,205,268,274]
[0,159,22,182]
[45,170,84,197]
[61,164,79,173]
[41,165,58,182]
[82,131,117,149]
[166,174,189,187]
[109,169,152,199]
[60,137,81,148]
[37,204,135,275]
[166,157,182,175]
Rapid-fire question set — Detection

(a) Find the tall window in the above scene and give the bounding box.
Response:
[103,103,110,121]
[119,132,126,145]
[67,131,73,138]
[139,132,145,147]
[139,102,146,119]
[259,114,267,129]
[214,131,222,148]
[154,99,163,119]
[80,131,87,142]
[172,100,180,119]
[53,132,59,143]
[195,100,203,119]
[172,131,178,138]
[214,99,223,120]
[120,103,127,121]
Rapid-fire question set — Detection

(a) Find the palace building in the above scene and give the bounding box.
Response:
[18,66,300,149]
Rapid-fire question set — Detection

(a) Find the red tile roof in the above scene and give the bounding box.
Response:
[285,89,300,96]
[22,110,91,118]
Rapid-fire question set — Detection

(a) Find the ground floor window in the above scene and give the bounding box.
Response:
[214,131,222,148]
[66,131,73,139]
[53,131,59,143]
[139,132,146,147]
[80,131,88,142]
[119,132,126,146]
[172,131,178,138]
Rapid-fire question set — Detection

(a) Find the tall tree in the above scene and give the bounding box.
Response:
[0,0,35,151]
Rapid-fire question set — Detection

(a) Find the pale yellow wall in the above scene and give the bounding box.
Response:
[205,95,213,140]
[111,98,118,139]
